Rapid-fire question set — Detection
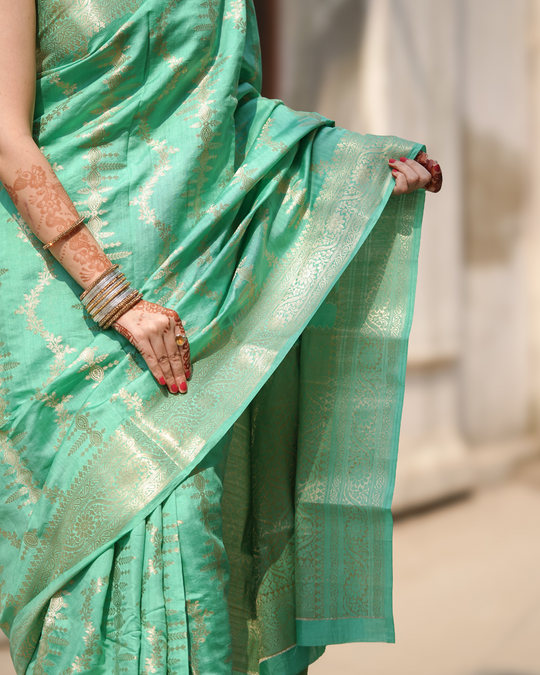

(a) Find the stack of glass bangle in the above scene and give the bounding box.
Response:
[80,265,143,329]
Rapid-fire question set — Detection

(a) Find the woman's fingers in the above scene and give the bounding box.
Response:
[182,341,192,380]
[137,338,167,386]
[390,157,432,195]
[113,303,192,393]
[165,316,188,393]
[394,158,424,189]
[390,158,417,195]
[113,320,165,385]
[150,332,180,394]
[173,315,192,381]
[392,170,409,195]
[396,158,421,188]
[405,158,431,186]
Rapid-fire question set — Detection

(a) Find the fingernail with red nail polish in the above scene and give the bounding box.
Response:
[171,384,179,393]
[389,158,396,163]
[186,370,191,380]
[400,157,407,162]
[434,164,441,171]
[159,377,166,385]
[180,382,187,393]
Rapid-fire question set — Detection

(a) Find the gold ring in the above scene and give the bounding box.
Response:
[175,333,187,347]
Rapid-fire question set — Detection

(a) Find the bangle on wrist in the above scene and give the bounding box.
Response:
[43,215,85,250]
[85,278,129,314]
[80,265,120,301]
[80,266,142,329]
[101,291,143,329]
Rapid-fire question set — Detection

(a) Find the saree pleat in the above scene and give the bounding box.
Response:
[0,0,425,673]
[26,433,233,675]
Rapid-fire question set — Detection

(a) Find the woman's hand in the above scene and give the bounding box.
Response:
[113,300,192,394]
[389,152,442,196]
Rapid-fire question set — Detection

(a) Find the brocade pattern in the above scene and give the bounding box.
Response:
[0,0,425,673]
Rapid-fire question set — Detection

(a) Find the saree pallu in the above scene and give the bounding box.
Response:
[0,0,425,673]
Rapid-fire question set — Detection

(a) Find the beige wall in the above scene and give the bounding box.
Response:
[529,0,540,432]
[278,0,540,510]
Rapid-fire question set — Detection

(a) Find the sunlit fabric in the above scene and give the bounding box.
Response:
[0,0,425,673]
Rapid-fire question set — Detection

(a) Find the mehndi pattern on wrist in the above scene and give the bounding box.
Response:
[42,215,85,250]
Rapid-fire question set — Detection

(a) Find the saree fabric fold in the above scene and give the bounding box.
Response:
[0,0,425,673]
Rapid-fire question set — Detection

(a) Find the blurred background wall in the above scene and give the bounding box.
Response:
[254,0,540,512]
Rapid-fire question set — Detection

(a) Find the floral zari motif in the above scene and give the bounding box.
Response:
[0,0,425,673]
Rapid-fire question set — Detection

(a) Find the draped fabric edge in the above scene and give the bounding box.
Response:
[7,132,425,672]
[295,188,424,650]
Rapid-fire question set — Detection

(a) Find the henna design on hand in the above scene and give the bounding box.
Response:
[131,300,178,317]
[4,163,110,282]
[113,321,138,345]
[5,165,78,230]
[65,230,110,280]
[415,151,443,193]
[4,184,18,205]
[115,300,192,388]
[130,299,181,327]
[173,315,191,374]
[113,321,151,359]
[181,342,191,375]
[130,300,191,373]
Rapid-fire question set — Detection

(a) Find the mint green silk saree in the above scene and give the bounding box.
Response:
[0,0,426,673]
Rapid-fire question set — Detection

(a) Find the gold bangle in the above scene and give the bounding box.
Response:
[101,291,142,329]
[102,291,142,329]
[87,279,130,317]
[43,215,85,250]
[94,286,135,323]
[91,282,132,321]
[98,289,139,327]
[85,277,128,314]
[85,276,127,314]
[100,290,141,328]
[80,265,119,301]
[106,292,143,328]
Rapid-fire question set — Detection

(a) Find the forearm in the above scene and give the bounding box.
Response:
[0,135,111,289]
